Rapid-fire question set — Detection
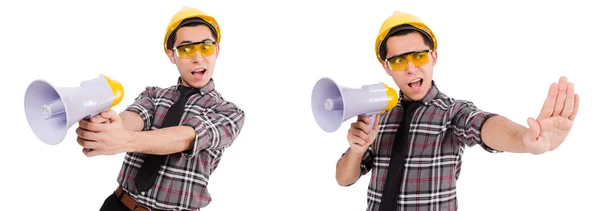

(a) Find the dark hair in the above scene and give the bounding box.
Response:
[380,26,434,60]
[166,18,218,50]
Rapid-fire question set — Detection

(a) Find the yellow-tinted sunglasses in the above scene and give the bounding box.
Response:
[174,41,216,59]
[385,49,431,71]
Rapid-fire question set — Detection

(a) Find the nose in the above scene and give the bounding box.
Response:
[405,61,417,74]
[192,51,205,64]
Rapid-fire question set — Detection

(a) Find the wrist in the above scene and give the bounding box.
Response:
[518,128,536,154]
[123,131,140,153]
[348,149,365,159]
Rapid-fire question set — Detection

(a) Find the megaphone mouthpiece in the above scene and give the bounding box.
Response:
[324,97,343,111]
[311,77,399,133]
[41,99,66,120]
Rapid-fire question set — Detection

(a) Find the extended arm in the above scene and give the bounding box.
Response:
[126,125,196,155]
[480,77,579,154]
[480,116,529,153]
[125,100,244,156]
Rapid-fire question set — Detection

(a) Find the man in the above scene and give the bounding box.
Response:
[335,11,579,211]
[75,7,245,211]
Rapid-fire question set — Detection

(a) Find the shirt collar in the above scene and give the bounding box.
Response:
[398,80,439,105]
[175,77,215,95]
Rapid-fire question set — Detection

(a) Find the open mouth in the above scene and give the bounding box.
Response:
[192,68,206,76]
[408,77,423,89]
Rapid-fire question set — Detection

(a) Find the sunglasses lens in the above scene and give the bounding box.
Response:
[176,42,216,58]
[199,43,215,57]
[388,56,407,71]
[177,45,196,59]
[387,51,430,71]
[411,51,429,66]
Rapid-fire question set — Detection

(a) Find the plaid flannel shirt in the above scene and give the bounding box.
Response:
[342,81,501,211]
[116,78,245,210]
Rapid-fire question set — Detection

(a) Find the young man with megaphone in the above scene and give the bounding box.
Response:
[334,11,580,211]
[74,7,245,211]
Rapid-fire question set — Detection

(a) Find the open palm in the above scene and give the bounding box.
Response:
[523,76,580,155]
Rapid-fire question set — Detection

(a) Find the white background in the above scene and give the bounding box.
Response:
[0,0,598,210]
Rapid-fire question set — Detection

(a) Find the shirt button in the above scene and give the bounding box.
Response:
[141,191,146,196]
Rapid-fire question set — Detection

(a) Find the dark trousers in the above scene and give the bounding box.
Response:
[99,192,130,211]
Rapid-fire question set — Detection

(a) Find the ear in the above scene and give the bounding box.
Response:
[167,50,176,64]
[381,61,392,76]
[431,50,438,66]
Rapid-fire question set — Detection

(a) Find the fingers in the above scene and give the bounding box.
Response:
[77,137,101,157]
[357,115,371,125]
[350,138,368,147]
[78,120,107,132]
[100,110,120,123]
[348,117,374,147]
[538,82,558,119]
[75,127,102,141]
[347,115,380,152]
[353,117,372,135]
[89,116,109,123]
[351,129,369,143]
[560,82,575,118]
[77,137,99,149]
[569,94,580,121]
[553,76,568,116]
[347,133,370,150]
[78,138,116,157]
[83,148,103,157]
[348,124,369,144]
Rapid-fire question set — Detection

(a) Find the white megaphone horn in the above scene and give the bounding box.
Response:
[311,77,399,133]
[24,74,125,145]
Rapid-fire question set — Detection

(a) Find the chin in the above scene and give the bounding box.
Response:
[190,81,209,88]
[181,77,207,88]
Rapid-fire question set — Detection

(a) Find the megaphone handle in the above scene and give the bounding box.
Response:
[367,114,376,130]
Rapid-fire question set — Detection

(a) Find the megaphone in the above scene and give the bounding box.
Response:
[24,75,125,145]
[311,77,399,133]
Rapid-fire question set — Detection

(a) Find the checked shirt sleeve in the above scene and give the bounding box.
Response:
[124,86,158,131]
[451,100,502,153]
[180,100,245,159]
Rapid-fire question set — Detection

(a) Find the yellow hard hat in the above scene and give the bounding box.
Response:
[163,7,221,54]
[374,11,437,62]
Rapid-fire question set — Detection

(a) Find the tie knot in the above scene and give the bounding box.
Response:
[178,86,198,99]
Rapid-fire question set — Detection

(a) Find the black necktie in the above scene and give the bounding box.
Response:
[134,86,197,192]
[379,100,420,211]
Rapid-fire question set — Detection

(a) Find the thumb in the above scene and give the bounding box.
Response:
[525,117,540,142]
[372,114,381,131]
